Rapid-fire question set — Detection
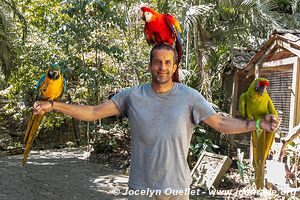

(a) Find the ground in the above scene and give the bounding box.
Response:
[1,147,299,200]
[0,148,129,200]
[0,148,223,200]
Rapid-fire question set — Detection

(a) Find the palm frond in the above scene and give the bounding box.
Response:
[184,4,215,30]
[241,0,256,7]
[255,0,299,29]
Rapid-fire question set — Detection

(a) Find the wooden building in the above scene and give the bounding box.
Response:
[221,48,256,157]
[230,29,300,136]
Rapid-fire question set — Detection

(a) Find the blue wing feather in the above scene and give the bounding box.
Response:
[177,29,182,45]
[34,74,46,100]
[35,74,46,92]
[164,14,182,44]
[63,77,67,95]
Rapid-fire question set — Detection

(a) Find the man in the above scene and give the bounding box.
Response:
[34,44,280,200]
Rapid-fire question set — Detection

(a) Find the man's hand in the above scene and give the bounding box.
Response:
[33,101,53,115]
[260,114,281,132]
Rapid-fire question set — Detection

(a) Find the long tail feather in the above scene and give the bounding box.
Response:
[172,32,182,83]
[176,31,183,65]
[264,131,275,161]
[22,113,44,165]
[252,130,275,189]
[252,130,265,189]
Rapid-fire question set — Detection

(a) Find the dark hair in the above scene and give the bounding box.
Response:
[150,44,178,65]
[149,44,180,83]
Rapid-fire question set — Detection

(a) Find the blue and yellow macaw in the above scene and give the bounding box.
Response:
[23,63,66,165]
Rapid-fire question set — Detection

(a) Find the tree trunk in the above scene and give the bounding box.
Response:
[87,122,90,151]
[67,93,80,146]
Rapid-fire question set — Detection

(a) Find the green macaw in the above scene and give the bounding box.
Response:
[239,77,278,189]
[23,63,66,165]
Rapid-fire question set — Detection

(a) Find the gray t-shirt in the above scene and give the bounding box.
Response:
[111,83,216,191]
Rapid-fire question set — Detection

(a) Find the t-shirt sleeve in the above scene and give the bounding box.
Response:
[111,88,133,117]
[191,91,216,125]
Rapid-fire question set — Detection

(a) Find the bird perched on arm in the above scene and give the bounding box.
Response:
[138,6,183,82]
[22,63,66,165]
[239,77,278,189]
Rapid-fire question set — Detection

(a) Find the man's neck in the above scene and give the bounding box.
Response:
[151,81,174,93]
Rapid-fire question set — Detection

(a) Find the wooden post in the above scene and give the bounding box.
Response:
[255,63,260,78]
[229,70,239,156]
[87,122,90,151]
[289,58,299,130]
[67,93,80,146]
[294,58,300,126]
[230,70,239,117]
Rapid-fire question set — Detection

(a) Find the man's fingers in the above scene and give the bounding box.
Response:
[33,101,43,115]
[275,117,281,129]
[270,115,281,130]
[33,101,53,115]
[271,121,280,131]
[278,117,282,125]
[34,101,39,109]
[271,124,277,131]
[271,116,279,123]
[34,101,44,110]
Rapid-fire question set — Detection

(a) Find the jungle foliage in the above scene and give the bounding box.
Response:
[0,0,300,164]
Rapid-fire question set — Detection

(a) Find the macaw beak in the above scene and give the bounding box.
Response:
[49,70,59,80]
[53,71,59,80]
[256,85,266,96]
[138,10,146,21]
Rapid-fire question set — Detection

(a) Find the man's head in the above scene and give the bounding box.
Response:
[150,44,178,65]
[149,44,179,84]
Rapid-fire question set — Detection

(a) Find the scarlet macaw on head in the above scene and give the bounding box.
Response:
[138,6,182,50]
[138,6,183,81]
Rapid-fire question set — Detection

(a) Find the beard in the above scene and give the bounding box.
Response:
[152,70,173,84]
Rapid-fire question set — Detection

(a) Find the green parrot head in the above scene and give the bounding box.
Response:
[48,63,61,80]
[248,77,269,97]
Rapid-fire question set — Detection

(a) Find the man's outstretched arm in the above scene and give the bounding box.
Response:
[203,113,281,134]
[33,100,120,121]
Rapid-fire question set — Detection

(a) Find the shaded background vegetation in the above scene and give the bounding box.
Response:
[0,0,300,168]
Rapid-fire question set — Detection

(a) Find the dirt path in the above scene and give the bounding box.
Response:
[0,148,228,200]
[0,148,129,200]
